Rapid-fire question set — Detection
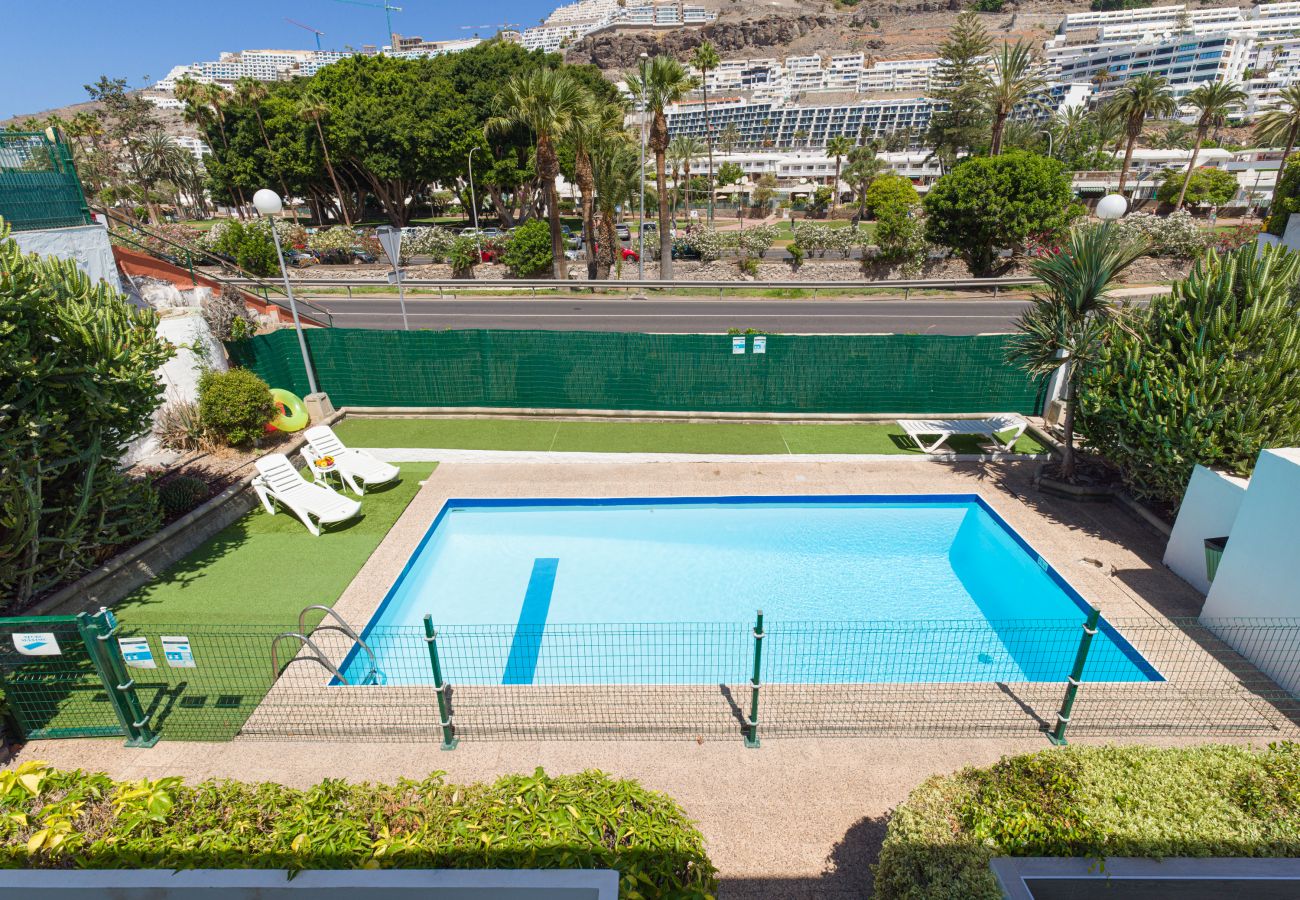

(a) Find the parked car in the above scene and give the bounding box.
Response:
[615,223,631,241]
[350,247,377,264]
[481,227,503,240]
[671,239,700,261]
[286,249,318,268]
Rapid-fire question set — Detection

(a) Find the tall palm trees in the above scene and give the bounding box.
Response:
[591,135,640,279]
[1111,74,1178,193]
[1008,223,1148,480]
[488,67,587,279]
[569,99,625,279]
[626,55,696,279]
[1175,81,1246,209]
[987,41,1048,155]
[825,134,854,214]
[690,41,721,225]
[668,134,705,223]
[1253,84,1300,183]
[297,92,351,226]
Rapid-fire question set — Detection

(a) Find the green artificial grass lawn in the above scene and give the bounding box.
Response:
[332,417,1048,455]
[20,464,435,743]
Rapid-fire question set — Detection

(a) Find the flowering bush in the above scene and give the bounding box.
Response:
[108,222,203,263]
[1213,222,1262,254]
[403,226,457,262]
[678,228,732,261]
[1111,210,1208,259]
[307,225,363,254]
[739,224,779,258]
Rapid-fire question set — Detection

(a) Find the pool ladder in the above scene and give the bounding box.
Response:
[271,606,383,685]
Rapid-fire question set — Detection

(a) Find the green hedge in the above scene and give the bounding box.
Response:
[874,743,1300,899]
[0,763,717,897]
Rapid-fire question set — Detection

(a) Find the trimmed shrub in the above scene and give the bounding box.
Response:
[207,220,277,277]
[501,219,553,277]
[1078,243,1300,507]
[0,219,171,610]
[0,763,717,896]
[875,744,1300,900]
[447,235,480,276]
[157,476,209,519]
[197,368,277,447]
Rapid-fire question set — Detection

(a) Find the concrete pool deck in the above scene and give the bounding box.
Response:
[12,459,1280,897]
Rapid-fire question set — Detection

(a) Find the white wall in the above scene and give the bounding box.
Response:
[1164,465,1249,594]
[1200,448,1300,695]
[11,223,120,288]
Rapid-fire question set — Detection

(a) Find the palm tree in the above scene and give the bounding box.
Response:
[488,67,588,279]
[1008,223,1148,480]
[234,77,297,220]
[669,134,705,224]
[720,123,741,156]
[1253,84,1300,184]
[987,41,1048,155]
[297,92,351,226]
[591,133,640,279]
[1111,74,1178,194]
[690,41,721,225]
[626,55,696,279]
[1175,81,1246,209]
[137,127,185,222]
[569,99,624,279]
[792,128,810,149]
[825,134,855,214]
[843,145,881,220]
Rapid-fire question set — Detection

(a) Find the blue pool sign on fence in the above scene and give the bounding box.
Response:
[162,635,196,668]
[753,335,766,354]
[118,637,156,669]
[12,633,60,656]
[732,335,746,354]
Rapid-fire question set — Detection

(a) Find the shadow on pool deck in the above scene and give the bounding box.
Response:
[720,815,889,899]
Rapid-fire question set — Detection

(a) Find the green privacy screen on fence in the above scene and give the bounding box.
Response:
[227,329,1045,414]
[0,133,91,232]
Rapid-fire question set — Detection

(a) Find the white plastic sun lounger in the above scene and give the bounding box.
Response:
[304,424,400,495]
[897,415,1028,453]
[252,453,361,536]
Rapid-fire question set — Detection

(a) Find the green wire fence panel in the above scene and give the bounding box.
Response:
[228,329,1046,415]
[2,616,1297,745]
[0,132,91,232]
[0,617,124,740]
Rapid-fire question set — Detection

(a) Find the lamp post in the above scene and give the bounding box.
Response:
[468,146,482,259]
[254,188,319,397]
[1096,192,1127,222]
[638,51,648,280]
[1040,128,1055,160]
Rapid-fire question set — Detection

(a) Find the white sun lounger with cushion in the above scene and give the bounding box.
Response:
[897,415,1029,453]
[304,424,400,495]
[252,453,361,536]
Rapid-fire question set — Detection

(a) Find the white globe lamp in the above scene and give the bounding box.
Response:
[253,188,283,217]
[1096,193,1127,221]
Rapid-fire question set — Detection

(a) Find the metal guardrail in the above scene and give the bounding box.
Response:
[225,275,1039,300]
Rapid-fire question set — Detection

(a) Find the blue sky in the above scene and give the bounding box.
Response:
[1,0,555,119]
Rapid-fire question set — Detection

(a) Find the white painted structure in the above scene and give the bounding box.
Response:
[1194,448,1300,695]
[1164,465,1248,594]
[11,222,119,288]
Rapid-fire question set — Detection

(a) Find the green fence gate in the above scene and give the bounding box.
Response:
[0,612,157,745]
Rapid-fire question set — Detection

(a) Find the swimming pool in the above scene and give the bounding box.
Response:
[340,496,1158,686]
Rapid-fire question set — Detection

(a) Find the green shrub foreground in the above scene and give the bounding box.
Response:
[0,763,717,897]
[874,743,1300,900]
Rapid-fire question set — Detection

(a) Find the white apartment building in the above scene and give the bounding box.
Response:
[170,136,212,161]
[521,1,715,51]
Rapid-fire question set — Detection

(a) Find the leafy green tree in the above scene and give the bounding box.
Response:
[501,218,554,277]
[626,56,696,279]
[83,76,167,222]
[0,221,173,609]
[1111,74,1178,193]
[923,151,1077,275]
[1253,84,1300,183]
[1078,244,1300,505]
[987,41,1048,155]
[843,145,882,219]
[296,92,351,225]
[690,41,721,224]
[926,12,993,168]
[1174,81,1246,209]
[865,174,923,264]
[1007,223,1149,480]
[488,67,589,279]
[1156,166,1237,207]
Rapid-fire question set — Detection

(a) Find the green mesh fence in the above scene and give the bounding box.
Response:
[0,133,91,232]
[0,617,124,740]
[228,329,1046,414]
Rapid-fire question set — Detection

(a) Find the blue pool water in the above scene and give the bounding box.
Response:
[341,496,1158,686]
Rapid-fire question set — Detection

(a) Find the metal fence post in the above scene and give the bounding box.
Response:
[746,610,764,748]
[78,610,158,748]
[423,615,458,750]
[1049,607,1100,746]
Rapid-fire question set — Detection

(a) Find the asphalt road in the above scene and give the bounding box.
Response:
[307,295,1035,334]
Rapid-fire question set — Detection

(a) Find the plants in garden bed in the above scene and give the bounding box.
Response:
[197,369,277,448]
[0,763,717,897]
[874,743,1300,900]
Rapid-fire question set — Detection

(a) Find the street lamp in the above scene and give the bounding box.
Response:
[1096,192,1127,221]
[638,51,649,279]
[253,188,320,398]
[468,146,482,259]
[1040,128,1055,160]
